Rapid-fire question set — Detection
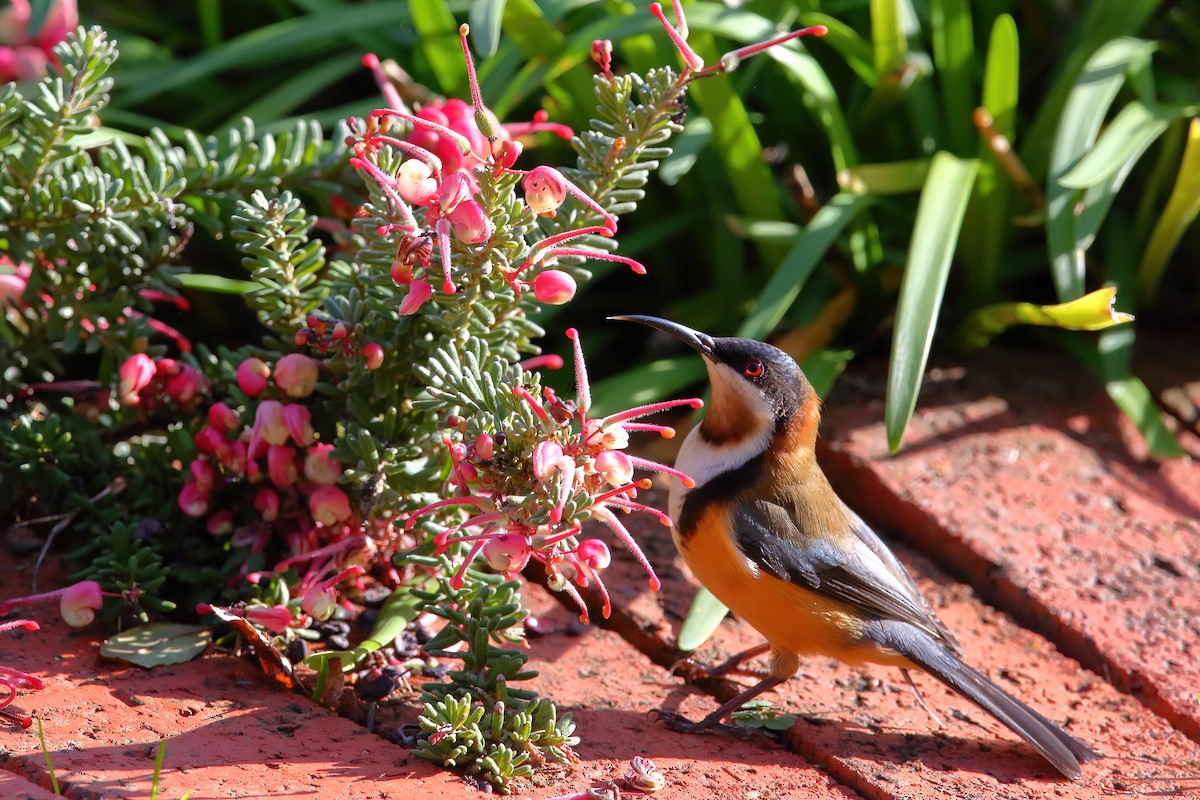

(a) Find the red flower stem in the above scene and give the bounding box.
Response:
[371,108,473,156]
[349,156,418,228]
[361,53,408,115]
[627,454,695,488]
[405,496,489,529]
[602,397,702,426]
[434,218,456,295]
[549,247,647,275]
[592,507,661,590]
[566,328,591,418]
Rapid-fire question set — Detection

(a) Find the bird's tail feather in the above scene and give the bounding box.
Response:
[870,621,1101,780]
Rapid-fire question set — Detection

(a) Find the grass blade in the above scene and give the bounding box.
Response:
[930,0,975,154]
[839,159,929,195]
[870,0,908,76]
[886,152,980,451]
[1059,101,1186,189]
[470,0,508,58]
[410,0,466,95]
[1138,118,1200,304]
[1045,37,1155,301]
[738,193,873,341]
[980,13,1018,140]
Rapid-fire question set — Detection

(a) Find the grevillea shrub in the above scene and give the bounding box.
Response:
[0,6,827,791]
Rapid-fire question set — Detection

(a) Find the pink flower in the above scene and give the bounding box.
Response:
[250,400,289,451]
[474,433,494,461]
[576,539,611,571]
[594,450,633,486]
[406,98,490,174]
[255,487,280,522]
[523,166,568,216]
[206,510,234,536]
[189,458,216,492]
[283,404,315,446]
[117,353,156,405]
[207,402,240,434]
[532,440,565,480]
[448,199,493,243]
[60,580,102,627]
[483,533,532,575]
[237,357,271,397]
[242,604,294,634]
[304,443,341,485]
[275,353,319,398]
[532,270,576,304]
[178,482,209,517]
[267,445,298,488]
[310,486,352,526]
[399,278,433,315]
[437,171,473,215]
[396,159,438,205]
[300,566,365,621]
[166,364,206,406]
[362,343,385,369]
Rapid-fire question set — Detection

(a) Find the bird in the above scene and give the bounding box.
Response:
[612,314,1100,780]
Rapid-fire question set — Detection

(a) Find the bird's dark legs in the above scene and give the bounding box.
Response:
[675,642,772,678]
[900,668,944,728]
[659,675,786,734]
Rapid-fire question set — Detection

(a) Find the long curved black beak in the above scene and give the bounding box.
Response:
[609,315,715,358]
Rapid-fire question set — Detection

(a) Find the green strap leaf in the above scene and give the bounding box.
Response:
[410,0,466,95]
[1138,118,1200,304]
[886,152,980,451]
[1059,101,1187,189]
[1045,38,1156,301]
[469,0,508,58]
[930,0,975,154]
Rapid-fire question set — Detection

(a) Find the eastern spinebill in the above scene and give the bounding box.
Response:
[613,315,1099,780]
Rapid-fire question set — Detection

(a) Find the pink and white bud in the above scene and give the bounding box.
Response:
[304,443,342,485]
[474,433,494,461]
[399,278,433,315]
[253,400,289,447]
[236,357,271,397]
[585,419,629,450]
[206,510,234,536]
[189,458,216,492]
[254,487,280,521]
[301,586,337,621]
[310,485,352,526]
[437,171,473,214]
[166,364,206,406]
[243,603,294,634]
[594,449,634,486]
[532,270,576,305]
[576,539,611,570]
[448,200,493,243]
[207,402,240,434]
[483,533,532,575]
[390,260,414,285]
[60,581,103,627]
[178,482,209,518]
[362,343,384,369]
[532,440,565,480]
[523,166,568,216]
[267,445,298,488]
[396,159,439,206]
[275,353,319,398]
[117,354,156,405]
[283,404,315,446]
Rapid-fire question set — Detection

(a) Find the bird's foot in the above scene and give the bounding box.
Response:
[650,709,751,738]
[670,655,769,680]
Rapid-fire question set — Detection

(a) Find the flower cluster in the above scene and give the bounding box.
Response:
[0,0,76,82]
[407,330,701,622]
[117,353,208,411]
[350,25,650,319]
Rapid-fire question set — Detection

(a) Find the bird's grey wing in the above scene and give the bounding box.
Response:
[731,499,958,649]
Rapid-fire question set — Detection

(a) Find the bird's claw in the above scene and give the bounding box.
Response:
[650,709,751,738]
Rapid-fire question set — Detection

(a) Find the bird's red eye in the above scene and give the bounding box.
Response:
[743,361,764,378]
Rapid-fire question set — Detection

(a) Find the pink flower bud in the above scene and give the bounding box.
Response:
[310,486,352,527]
[255,487,280,521]
[399,278,433,316]
[275,353,319,398]
[207,402,240,434]
[448,200,493,243]
[474,433,494,461]
[166,364,206,406]
[493,140,523,171]
[35,0,79,52]
[243,604,293,634]
[523,166,568,216]
[532,440,564,480]
[206,510,234,536]
[194,426,229,457]
[304,443,342,486]
[60,581,103,627]
[118,354,156,405]
[397,159,438,205]
[189,459,216,492]
[483,533,532,574]
[532,270,576,305]
[237,357,271,397]
[594,449,634,486]
[390,260,413,285]
[178,482,209,518]
[362,343,384,369]
[438,171,472,214]
[301,586,337,621]
[253,400,289,447]
[267,445,298,488]
[576,539,611,570]
[225,439,248,474]
[283,404,315,446]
